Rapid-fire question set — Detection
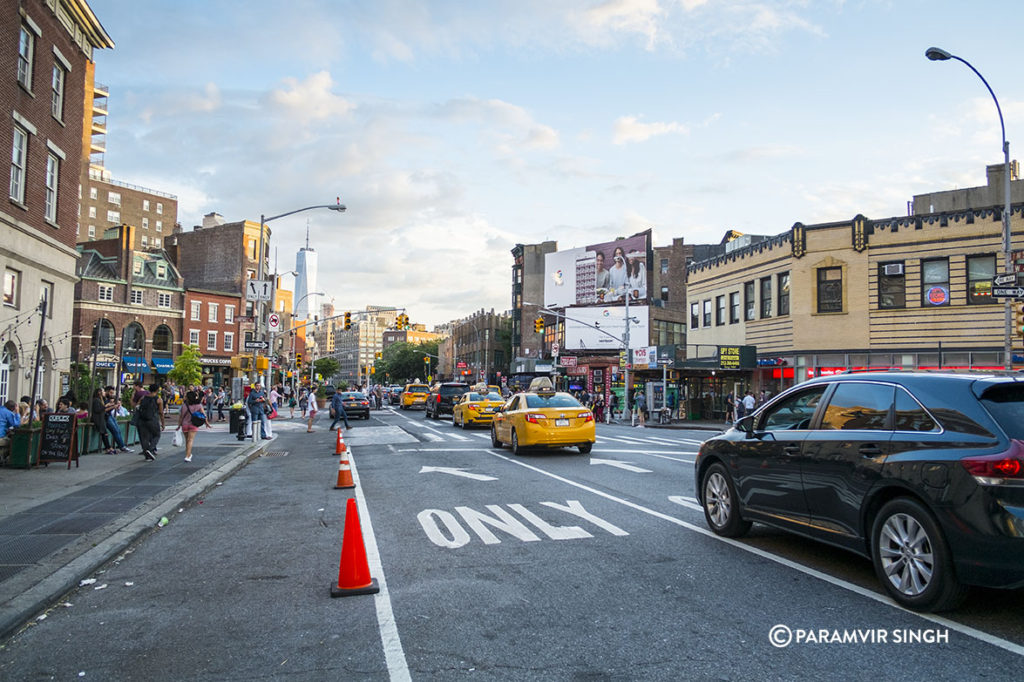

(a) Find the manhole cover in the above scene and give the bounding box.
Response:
[260,451,289,457]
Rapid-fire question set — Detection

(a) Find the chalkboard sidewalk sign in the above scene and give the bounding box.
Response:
[38,413,79,469]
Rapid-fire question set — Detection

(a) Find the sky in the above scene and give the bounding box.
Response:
[85,0,1024,329]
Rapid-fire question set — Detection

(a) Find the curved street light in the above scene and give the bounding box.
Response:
[926,47,1013,369]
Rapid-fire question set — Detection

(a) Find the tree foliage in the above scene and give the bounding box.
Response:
[376,340,439,385]
[168,344,203,387]
[313,356,340,383]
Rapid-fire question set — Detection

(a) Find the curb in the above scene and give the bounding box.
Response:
[0,439,269,642]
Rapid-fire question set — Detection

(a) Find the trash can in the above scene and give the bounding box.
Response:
[229,407,245,434]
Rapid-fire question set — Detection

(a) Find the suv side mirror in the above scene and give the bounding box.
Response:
[738,415,756,436]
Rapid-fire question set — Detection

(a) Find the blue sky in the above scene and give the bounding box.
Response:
[85,0,1024,327]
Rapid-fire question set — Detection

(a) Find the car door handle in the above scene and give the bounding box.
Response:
[859,444,883,456]
[783,445,801,456]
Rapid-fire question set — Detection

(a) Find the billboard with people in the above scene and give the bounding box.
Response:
[544,231,651,309]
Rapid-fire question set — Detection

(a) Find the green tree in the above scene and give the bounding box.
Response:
[168,344,203,387]
[313,356,340,383]
[377,340,439,384]
[68,361,104,405]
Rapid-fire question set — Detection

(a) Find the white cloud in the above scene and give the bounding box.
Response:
[265,71,354,122]
[612,115,689,144]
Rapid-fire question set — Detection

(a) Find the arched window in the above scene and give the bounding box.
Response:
[153,324,173,353]
[0,343,15,404]
[91,319,115,351]
[123,322,146,353]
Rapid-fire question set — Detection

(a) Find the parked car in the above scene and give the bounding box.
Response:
[491,377,595,454]
[401,383,430,410]
[452,390,505,428]
[338,392,370,419]
[387,385,403,405]
[694,371,1024,612]
[426,382,470,419]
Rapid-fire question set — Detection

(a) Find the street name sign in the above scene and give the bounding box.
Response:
[244,340,269,350]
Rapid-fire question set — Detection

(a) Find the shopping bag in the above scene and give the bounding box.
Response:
[172,429,184,447]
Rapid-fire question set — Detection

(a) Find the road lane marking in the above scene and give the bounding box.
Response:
[419,466,497,481]
[590,458,652,473]
[347,449,412,682]
[483,448,1024,658]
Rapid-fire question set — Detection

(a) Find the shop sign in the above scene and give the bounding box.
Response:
[201,356,233,366]
[457,361,467,368]
[632,346,651,369]
[718,345,756,369]
[567,365,587,375]
[561,356,577,367]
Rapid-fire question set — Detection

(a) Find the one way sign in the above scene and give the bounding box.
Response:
[993,287,1024,298]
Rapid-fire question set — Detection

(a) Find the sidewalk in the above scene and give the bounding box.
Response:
[0,420,269,641]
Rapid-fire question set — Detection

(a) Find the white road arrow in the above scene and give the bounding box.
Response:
[419,466,498,481]
[589,458,651,473]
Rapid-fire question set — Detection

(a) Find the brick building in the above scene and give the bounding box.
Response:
[184,289,241,388]
[1,0,112,404]
[72,225,185,390]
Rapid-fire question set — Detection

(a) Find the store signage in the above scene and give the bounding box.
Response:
[560,356,577,367]
[200,357,233,366]
[718,346,756,369]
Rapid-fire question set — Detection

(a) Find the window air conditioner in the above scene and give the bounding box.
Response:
[883,263,904,276]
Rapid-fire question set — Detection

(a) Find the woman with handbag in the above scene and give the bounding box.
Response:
[177,389,210,462]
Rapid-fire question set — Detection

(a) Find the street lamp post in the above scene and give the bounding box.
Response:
[252,201,345,443]
[926,47,1014,370]
[290,291,324,395]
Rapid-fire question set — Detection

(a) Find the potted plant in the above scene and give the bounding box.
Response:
[9,421,42,468]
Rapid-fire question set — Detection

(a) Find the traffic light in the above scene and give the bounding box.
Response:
[534,317,544,333]
[1017,303,1024,336]
[396,313,409,330]
[375,351,382,360]
[295,352,302,367]
[424,356,430,364]
[344,311,351,330]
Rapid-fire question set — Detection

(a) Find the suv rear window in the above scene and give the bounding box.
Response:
[439,386,468,396]
[979,383,1024,439]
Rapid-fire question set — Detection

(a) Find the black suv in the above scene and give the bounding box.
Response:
[425,382,469,419]
[695,371,1024,612]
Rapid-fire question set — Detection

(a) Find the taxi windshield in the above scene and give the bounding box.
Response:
[525,394,582,409]
[408,386,429,394]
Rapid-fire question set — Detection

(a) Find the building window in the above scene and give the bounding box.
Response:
[967,254,996,305]
[158,292,171,308]
[123,322,145,353]
[93,319,115,351]
[51,63,66,120]
[225,305,235,323]
[190,301,201,320]
[17,26,34,90]
[208,302,219,322]
[44,154,59,222]
[4,269,20,307]
[98,285,114,302]
[153,238,160,247]
[744,281,756,321]
[729,292,740,323]
[156,202,163,214]
[224,332,234,352]
[715,295,725,326]
[156,220,162,232]
[140,235,148,247]
[132,260,142,276]
[9,125,28,203]
[207,331,217,351]
[660,258,669,275]
[189,329,200,345]
[690,302,699,330]
[921,258,950,307]
[131,289,143,305]
[156,264,167,279]
[760,277,772,318]
[88,225,96,238]
[107,210,120,224]
[702,299,712,327]
[143,199,150,211]
[142,217,149,229]
[660,286,669,302]
[878,262,905,309]
[108,191,121,205]
[153,325,173,353]
[89,187,98,200]
[88,206,96,219]
[817,267,843,313]
[777,272,790,316]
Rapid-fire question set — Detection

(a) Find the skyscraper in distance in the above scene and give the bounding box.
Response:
[294,223,319,320]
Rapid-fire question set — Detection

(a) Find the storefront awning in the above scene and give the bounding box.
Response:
[122,356,150,373]
[151,357,175,374]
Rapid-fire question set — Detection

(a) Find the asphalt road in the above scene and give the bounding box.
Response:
[1,408,1022,680]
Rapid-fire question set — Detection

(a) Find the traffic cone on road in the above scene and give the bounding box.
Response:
[335,428,347,454]
[331,498,380,598]
[334,454,355,489]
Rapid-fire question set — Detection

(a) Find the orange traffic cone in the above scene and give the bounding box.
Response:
[334,454,355,489]
[331,498,380,598]
[335,429,347,454]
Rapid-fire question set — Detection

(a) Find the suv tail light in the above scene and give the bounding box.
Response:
[580,412,593,422]
[961,440,1024,485]
[525,413,547,424]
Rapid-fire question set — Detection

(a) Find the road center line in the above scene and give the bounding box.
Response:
[483,448,1024,658]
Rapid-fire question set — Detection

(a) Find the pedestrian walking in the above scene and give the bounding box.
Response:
[299,388,309,418]
[134,384,162,460]
[246,382,271,440]
[177,389,211,462]
[288,390,297,418]
[632,392,646,428]
[328,389,350,431]
[215,387,226,422]
[91,388,117,454]
[743,390,756,417]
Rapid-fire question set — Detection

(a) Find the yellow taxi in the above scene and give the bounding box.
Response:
[490,377,595,455]
[452,388,505,428]
[400,383,430,409]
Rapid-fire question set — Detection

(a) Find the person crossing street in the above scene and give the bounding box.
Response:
[328,389,350,431]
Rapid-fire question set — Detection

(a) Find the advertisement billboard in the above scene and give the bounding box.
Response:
[544,231,651,308]
[563,305,649,351]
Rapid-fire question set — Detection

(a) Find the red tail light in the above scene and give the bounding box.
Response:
[961,440,1024,483]
[580,412,593,422]
[525,413,546,424]
[435,395,441,403]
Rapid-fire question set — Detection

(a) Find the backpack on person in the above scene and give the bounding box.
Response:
[134,395,159,424]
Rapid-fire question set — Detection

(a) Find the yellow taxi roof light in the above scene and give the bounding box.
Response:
[527,377,555,393]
